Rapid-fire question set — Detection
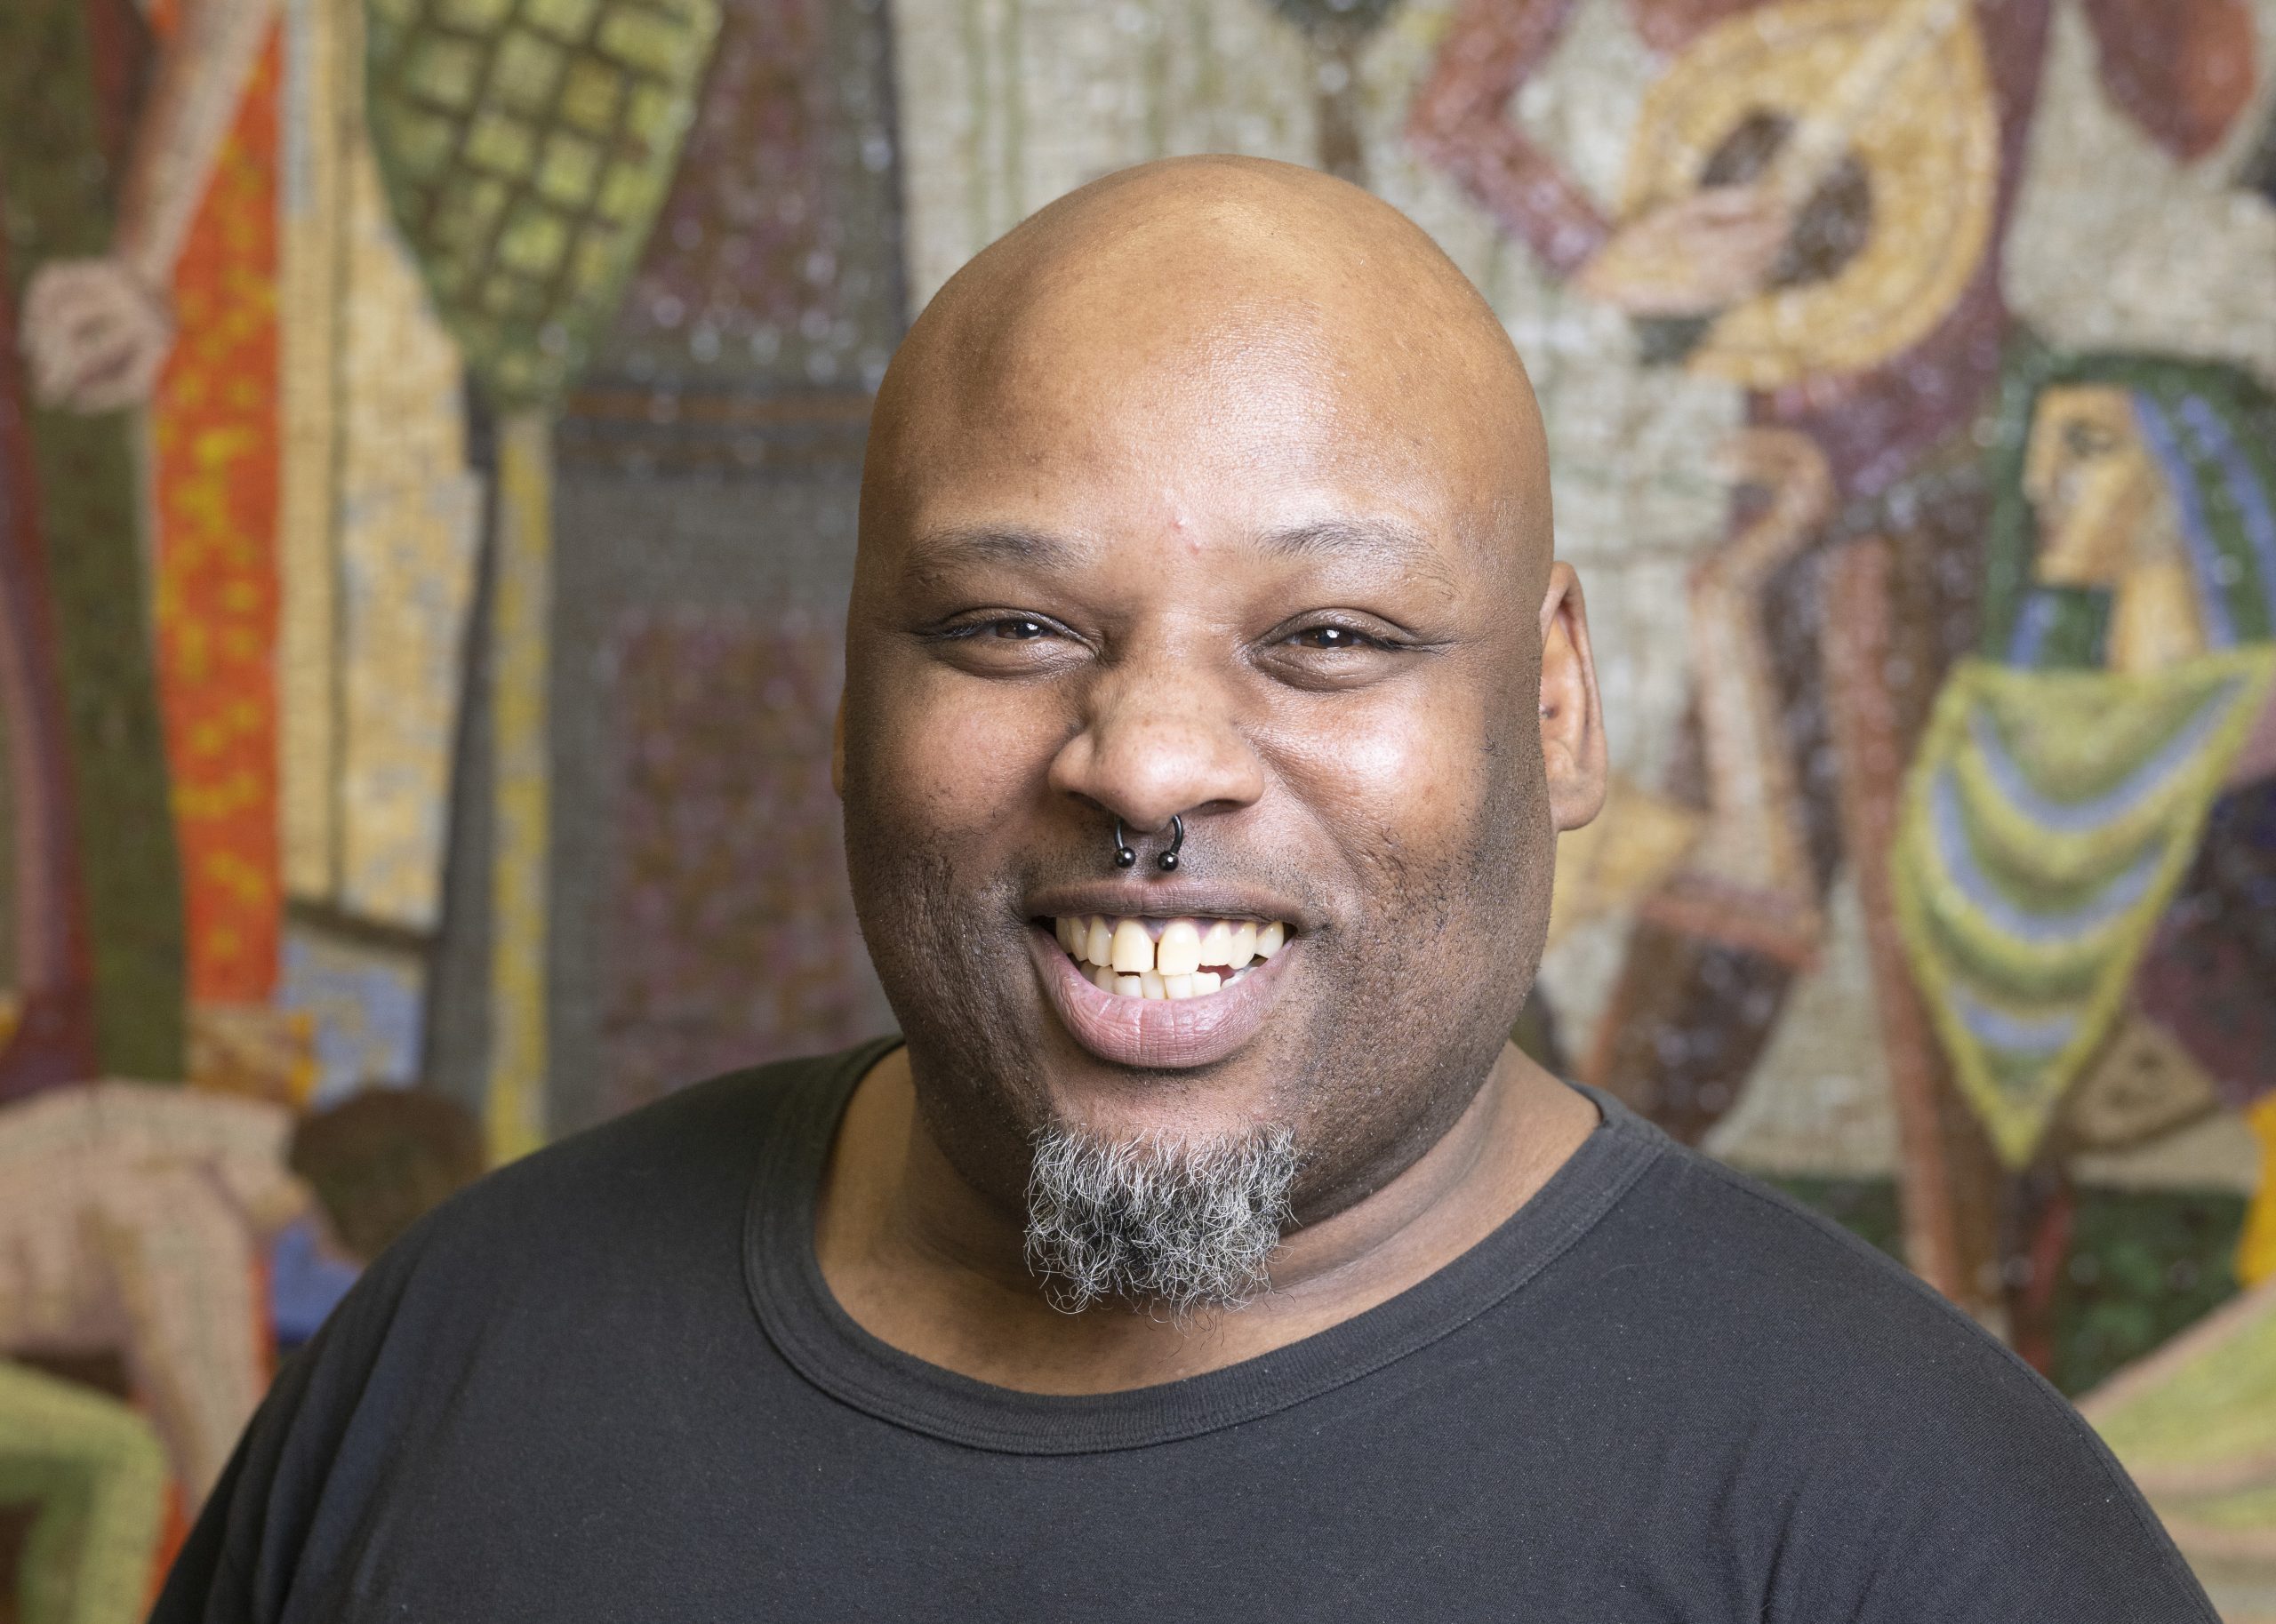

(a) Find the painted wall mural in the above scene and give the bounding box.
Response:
[0,0,2271,1615]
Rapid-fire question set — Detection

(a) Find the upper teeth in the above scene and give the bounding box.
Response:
[1053,915,1286,999]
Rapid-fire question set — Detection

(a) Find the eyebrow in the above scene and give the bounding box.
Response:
[908,525,1077,574]
[906,516,1456,587]
[1254,517,1453,584]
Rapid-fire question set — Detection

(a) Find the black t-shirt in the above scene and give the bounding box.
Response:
[154,1038,2214,1621]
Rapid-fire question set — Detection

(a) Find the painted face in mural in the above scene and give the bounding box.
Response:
[838,156,1605,1239]
[2024,383,2211,673]
[2026,385,2166,588]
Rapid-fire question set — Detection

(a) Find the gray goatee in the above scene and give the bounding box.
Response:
[1022,1123,1300,1316]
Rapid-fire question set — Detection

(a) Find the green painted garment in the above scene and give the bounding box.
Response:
[364,0,722,410]
[2085,1275,2276,1563]
[1891,352,2276,1166]
[0,1361,170,1624]
[0,0,188,1079]
[1893,651,2273,1165]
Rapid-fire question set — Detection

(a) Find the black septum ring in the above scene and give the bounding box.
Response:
[1112,815,1184,873]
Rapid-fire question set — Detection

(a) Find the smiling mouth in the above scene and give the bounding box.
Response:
[1047,915,1289,1000]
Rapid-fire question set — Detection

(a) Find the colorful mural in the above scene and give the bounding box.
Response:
[1,0,2272,1616]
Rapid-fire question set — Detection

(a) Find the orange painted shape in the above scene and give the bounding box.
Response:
[147,1484,188,1612]
[150,27,284,1004]
[2238,1096,2276,1289]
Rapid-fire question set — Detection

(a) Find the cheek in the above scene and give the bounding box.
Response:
[852,659,1064,842]
[1273,681,1511,864]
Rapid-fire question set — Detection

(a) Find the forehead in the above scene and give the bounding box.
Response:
[2030,385,2138,447]
[878,300,1519,565]
[2024,386,2148,503]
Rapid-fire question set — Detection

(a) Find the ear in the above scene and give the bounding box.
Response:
[831,692,848,799]
[1537,561,1607,832]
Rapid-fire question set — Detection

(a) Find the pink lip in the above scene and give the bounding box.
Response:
[1025,925,1294,1070]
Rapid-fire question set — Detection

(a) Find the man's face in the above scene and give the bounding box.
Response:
[840,272,1576,1222]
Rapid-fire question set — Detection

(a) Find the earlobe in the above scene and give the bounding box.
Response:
[1537,562,1607,832]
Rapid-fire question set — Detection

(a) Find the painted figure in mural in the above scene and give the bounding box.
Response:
[1893,355,2276,1236]
[0,0,176,1095]
[0,1085,314,1504]
[2083,1251,2276,1587]
[0,1078,480,1620]
[0,1359,168,1624]
[4,0,490,1115]
[0,1083,310,1624]
[1410,0,2256,1151]
[156,159,2213,1621]
[0,0,314,1100]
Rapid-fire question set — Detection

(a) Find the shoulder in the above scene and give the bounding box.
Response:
[1559,1116,2210,1617]
[1597,1126,2076,1433]
[367,1040,878,1291]
[1567,1105,1984,1355]
[152,1045,886,1620]
[283,1040,876,1377]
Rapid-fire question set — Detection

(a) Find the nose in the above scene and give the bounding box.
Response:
[1047,644,1266,840]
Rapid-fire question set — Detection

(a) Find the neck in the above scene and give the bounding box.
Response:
[2104,493,2208,673]
[2107,556,2209,673]
[813,1042,1598,1394]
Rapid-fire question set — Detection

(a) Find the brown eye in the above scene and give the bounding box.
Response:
[1288,625,1382,651]
[922,613,1085,668]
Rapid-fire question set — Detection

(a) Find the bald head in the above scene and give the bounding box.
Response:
[862,156,1551,595]
[836,156,1603,1248]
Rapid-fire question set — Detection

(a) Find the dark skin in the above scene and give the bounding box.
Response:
[823,156,1608,1394]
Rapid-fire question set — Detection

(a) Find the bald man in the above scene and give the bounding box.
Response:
[153,159,2210,1622]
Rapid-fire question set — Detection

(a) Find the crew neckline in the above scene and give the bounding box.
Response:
[742,1037,1666,1455]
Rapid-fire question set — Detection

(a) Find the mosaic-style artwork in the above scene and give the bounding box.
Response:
[2,0,2273,1613]
[0,1079,481,1618]
[2087,1271,2276,1586]
[604,0,903,396]
[364,0,725,409]
[597,608,880,1119]
[148,8,284,1016]
[1892,354,2276,1167]
[367,0,725,1162]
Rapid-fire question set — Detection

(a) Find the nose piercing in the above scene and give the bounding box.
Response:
[1112,815,1183,873]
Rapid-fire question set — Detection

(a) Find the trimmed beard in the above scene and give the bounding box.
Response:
[1022,1122,1299,1316]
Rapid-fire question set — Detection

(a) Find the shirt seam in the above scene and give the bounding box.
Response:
[761,1133,1663,1453]
[745,1063,1669,1455]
